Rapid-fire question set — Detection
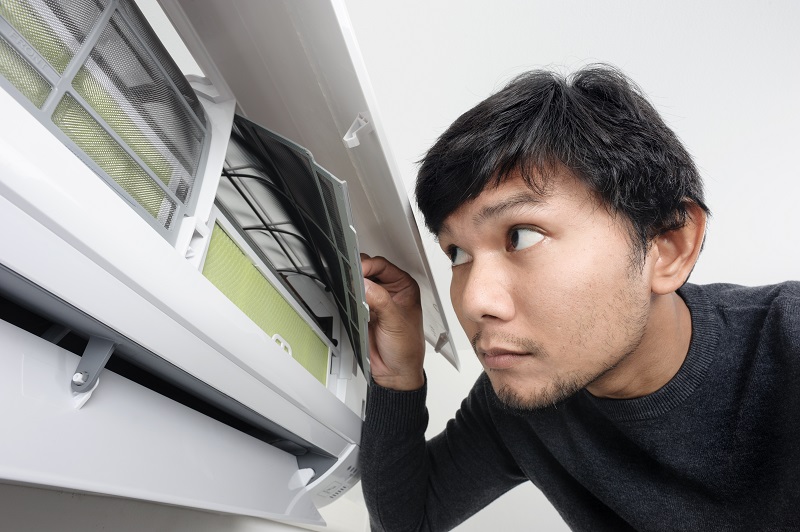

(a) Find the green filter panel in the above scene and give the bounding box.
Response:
[202,223,329,386]
[70,10,205,201]
[0,35,51,107]
[0,0,88,74]
[71,63,174,189]
[51,92,176,227]
[1,0,206,236]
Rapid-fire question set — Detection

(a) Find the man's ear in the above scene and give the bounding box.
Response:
[650,202,707,295]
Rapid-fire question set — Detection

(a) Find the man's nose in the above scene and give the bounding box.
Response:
[459,257,515,324]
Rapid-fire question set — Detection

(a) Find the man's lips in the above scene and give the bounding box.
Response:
[480,348,531,370]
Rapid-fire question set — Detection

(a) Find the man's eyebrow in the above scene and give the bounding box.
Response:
[437,191,543,240]
[472,191,543,226]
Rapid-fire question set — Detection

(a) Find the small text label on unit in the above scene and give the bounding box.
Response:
[9,31,48,71]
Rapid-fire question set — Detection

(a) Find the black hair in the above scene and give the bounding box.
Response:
[415,64,709,264]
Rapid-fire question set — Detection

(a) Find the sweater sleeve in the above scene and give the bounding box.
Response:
[360,374,528,532]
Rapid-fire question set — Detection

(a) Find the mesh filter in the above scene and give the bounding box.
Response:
[0,0,210,239]
[225,116,370,373]
[52,92,176,228]
[0,34,51,107]
[257,134,331,237]
[72,11,203,203]
[250,193,316,272]
[117,0,205,128]
[202,223,329,386]
[0,0,105,73]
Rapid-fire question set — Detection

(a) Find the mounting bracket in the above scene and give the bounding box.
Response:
[71,336,115,397]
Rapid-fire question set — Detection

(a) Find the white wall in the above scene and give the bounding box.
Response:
[342,0,800,530]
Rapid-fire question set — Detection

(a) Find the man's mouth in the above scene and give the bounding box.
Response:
[480,348,531,370]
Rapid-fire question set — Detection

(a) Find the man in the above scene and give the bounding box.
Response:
[359,65,800,531]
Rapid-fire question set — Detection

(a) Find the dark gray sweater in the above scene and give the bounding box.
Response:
[360,282,800,531]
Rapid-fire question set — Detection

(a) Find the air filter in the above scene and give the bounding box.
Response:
[202,220,331,386]
[0,0,208,238]
[216,116,370,376]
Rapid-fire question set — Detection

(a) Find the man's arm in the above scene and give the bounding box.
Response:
[359,255,526,531]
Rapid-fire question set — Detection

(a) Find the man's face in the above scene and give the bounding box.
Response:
[437,169,655,410]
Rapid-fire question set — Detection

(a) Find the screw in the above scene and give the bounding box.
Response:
[72,371,88,386]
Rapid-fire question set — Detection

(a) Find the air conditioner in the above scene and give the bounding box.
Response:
[0,0,456,526]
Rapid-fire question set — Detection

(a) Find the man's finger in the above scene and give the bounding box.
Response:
[361,254,409,286]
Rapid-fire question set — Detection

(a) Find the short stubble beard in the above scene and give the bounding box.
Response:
[488,357,624,415]
[470,330,593,413]
[477,298,649,414]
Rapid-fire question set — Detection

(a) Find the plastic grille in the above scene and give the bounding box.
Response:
[202,223,329,385]
[51,92,176,228]
[0,0,105,73]
[0,34,51,107]
[117,0,206,128]
[72,11,203,204]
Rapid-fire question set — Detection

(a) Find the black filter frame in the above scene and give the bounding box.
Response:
[217,115,369,375]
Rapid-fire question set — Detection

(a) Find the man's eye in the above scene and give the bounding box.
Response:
[509,228,543,251]
[448,246,472,266]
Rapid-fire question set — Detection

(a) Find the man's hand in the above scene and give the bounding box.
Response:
[361,254,425,391]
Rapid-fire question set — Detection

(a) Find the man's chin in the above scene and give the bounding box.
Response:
[488,374,586,414]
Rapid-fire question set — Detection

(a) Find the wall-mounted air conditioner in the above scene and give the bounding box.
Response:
[0,0,456,527]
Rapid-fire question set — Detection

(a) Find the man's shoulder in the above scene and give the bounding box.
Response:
[682,280,800,315]
[682,281,800,359]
